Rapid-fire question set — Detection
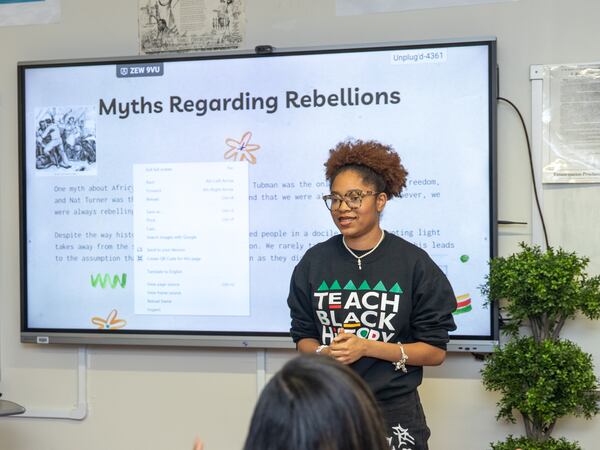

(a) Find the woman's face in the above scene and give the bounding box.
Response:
[329,169,386,243]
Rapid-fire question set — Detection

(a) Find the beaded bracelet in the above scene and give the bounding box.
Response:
[392,342,408,373]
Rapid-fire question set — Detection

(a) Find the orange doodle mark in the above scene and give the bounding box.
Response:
[224,131,260,164]
[91,309,127,330]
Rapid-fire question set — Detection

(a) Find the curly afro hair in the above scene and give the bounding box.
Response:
[324,139,408,198]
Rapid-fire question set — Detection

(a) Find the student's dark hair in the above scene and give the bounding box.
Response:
[242,354,389,450]
[324,139,408,198]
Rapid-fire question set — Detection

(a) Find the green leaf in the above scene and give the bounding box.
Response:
[480,243,600,342]
[490,435,582,450]
[481,337,599,435]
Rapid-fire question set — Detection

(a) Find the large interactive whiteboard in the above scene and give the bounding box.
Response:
[19,39,498,350]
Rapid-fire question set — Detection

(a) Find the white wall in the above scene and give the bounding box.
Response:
[1,1,599,449]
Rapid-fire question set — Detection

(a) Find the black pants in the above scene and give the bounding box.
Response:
[380,390,430,450]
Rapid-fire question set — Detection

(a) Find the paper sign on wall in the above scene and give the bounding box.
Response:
[0,0,60,27]
[336,0,517,16]
[542,64,600,184]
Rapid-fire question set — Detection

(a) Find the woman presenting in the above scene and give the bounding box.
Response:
[288,139,457,450]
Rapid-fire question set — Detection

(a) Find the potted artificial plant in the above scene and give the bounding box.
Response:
[481,243,600,450]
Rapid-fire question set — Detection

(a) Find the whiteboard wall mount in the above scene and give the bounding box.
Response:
[447,340,498,353]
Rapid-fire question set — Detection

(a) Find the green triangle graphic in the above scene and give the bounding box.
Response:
[317,281,329,291]
[373,281,387,292]
[358,280,371,290]
[344,280,357,290]
[330,280,341,290]
[389,283,404,294]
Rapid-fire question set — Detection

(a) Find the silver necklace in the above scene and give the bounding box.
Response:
[342,230,385,270]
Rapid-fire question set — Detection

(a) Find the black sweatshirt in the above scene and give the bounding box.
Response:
[288,231,457,404]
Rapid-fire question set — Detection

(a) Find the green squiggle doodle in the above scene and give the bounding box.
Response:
[90,273,127,289]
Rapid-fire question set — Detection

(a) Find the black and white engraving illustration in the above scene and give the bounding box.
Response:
[35,106,97,174]
[138,0,244,54]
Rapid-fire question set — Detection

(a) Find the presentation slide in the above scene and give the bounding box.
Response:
[22,43,493,338]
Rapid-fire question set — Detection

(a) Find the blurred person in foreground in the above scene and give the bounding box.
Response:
[194,353,389,450]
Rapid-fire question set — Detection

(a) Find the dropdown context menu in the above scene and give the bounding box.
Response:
[133,162,249,316]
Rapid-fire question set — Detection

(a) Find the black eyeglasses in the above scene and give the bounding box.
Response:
[322,190,379,211]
